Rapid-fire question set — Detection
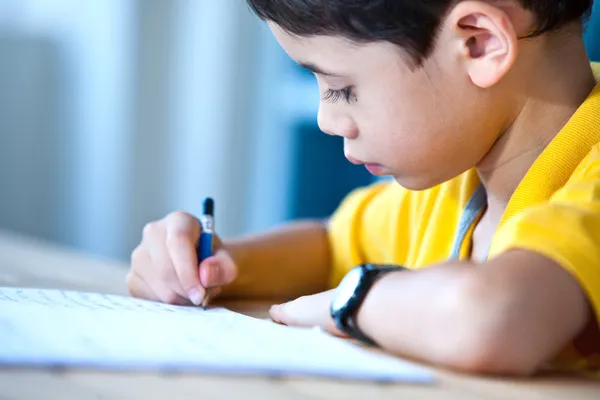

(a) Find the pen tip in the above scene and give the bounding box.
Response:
[203,197,214,216]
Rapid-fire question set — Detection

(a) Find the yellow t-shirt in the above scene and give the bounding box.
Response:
[327,65,600,375]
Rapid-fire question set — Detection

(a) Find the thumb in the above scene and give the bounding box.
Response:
[198,249,238,288]
[269,290,347,337]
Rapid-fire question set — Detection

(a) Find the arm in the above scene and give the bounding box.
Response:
[220,220,332,301]
[269,175,600,374]
[271,249,590,374]
[356,250,590,375]
[353,174,600,373]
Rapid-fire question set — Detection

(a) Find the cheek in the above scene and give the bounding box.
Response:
[371,102,492,188]
[354,65,502,189]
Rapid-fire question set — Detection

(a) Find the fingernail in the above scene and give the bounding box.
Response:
[188,288,203,306]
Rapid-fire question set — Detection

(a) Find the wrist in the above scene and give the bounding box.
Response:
[330,265,404,345]
[354,271,398,343]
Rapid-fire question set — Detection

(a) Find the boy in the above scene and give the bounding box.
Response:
[127,0,600,376]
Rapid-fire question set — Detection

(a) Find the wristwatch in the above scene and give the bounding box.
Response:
[330,264,403,345]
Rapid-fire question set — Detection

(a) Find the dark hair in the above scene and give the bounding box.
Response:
[246,0,594,64]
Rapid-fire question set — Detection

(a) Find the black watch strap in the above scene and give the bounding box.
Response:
[339,311,378,345]
[332,265,402,345]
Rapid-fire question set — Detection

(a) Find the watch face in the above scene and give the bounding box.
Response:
[331,267,363,313]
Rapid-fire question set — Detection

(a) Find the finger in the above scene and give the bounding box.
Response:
[142,222,188,300]
[127,270,189,305]
[127,269,159,301]
[269,290,346,336]
[165,212,206,304]
[132,244,191,305]
[127,270,161,301]
[199,250,238,288]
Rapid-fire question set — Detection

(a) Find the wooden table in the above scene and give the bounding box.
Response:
[1,229,599,399]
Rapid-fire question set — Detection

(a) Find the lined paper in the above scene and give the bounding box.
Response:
[0,287,433,383]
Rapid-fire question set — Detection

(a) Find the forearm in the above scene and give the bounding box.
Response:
[356,251,589,374]
[356,262,479,369]
[220,220,331,301]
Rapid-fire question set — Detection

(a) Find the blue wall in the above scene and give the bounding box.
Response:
[585,1,600,61]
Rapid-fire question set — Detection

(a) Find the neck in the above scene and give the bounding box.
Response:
[477,30,596,209]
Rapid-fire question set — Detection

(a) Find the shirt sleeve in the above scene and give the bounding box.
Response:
[326,182,392,288]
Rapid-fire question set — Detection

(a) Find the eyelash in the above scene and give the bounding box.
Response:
[322,87,354,104]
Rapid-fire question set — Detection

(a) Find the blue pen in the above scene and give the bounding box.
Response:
[197,197,214,309]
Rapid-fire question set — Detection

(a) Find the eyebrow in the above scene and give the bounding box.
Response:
[300,62,342,77]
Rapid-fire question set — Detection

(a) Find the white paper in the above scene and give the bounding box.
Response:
[0,287,433,383]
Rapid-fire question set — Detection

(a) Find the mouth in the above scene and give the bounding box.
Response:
[345,155,387,176]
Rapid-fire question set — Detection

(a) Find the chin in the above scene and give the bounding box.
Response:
[392,174,444,191]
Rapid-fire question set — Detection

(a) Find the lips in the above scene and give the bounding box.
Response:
[364,164,386,176]
[345,155,387,176]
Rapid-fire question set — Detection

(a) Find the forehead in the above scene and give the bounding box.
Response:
[268,22,409,75]
[268,22,356,55]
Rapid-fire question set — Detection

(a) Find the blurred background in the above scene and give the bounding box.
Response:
[0,0,599,262]
[0,0,376,261]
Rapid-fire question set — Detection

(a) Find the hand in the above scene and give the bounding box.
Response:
[127,211,238,305]
[269,289,348,337]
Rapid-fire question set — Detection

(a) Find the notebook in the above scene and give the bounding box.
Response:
[0,287,434,383]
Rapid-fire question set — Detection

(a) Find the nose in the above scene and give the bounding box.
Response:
[317,106,358,139]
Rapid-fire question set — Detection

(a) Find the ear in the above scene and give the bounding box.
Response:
[446,1,518,88]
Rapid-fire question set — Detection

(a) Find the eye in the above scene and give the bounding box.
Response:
[322,87,354,104]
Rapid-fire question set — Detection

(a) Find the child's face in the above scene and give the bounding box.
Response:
[269,23,515,190]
